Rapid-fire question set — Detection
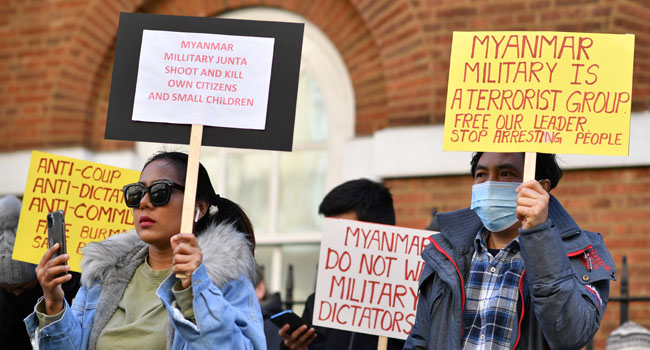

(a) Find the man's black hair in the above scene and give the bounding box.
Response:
[469,152,563,190]
[318,179,395,225]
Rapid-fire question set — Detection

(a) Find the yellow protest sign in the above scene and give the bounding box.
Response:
[12,151,141,272]
[443,31,634,155]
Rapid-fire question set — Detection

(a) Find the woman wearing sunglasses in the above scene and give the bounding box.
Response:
[25,152,265,350]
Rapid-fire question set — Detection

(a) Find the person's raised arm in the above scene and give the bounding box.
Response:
[516,180,609,348]
[36,243,72,315]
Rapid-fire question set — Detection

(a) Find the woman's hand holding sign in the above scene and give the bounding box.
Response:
[170,232,203,289]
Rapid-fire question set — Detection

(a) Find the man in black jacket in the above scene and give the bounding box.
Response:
[279,179,405,350]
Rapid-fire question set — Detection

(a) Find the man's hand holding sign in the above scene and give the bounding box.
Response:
[403,31,630,350]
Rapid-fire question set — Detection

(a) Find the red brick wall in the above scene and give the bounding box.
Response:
[0,0,137,151]
[2,0,648,150]
[412,0,650,122]
[387,165,650,348]
[612,0,650,111]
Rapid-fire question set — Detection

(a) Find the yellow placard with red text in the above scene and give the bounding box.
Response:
[12,151,141,272]
[443,31,634,155]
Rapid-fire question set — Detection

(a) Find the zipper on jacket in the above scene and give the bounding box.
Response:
[512,269,527,350]
[428,291,443,321]
[427,236,466,337]
[426,291,445,346]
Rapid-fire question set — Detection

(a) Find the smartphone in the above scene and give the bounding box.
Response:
[270,310,309,333]
[47,210,67,260]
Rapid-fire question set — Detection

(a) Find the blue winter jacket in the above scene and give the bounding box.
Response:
[404,195,616,350]
[25,223,266,350]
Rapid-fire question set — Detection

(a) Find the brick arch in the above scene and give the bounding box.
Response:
[80,1,147,151]
[348,0,437,125]
[42,0,146,150]
[67,0,436,151]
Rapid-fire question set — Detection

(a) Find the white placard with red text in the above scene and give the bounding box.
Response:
[313,218,435,340]
[132,30,275,129]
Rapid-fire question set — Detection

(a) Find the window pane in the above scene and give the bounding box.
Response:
[277,150,327,234]
[254,246,273,288]
[281,244,320,315]
[225,152,271,236]
[293,72,328,144]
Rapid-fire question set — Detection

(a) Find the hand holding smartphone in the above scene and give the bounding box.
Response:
[47,210,67,265]
[39,210,71,315]
[273,310,318,348]
[270,310,308,333]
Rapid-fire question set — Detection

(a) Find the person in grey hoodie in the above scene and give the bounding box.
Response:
[405,152,616,350]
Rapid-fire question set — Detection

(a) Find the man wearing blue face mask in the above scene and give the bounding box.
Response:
[405,152,616,350]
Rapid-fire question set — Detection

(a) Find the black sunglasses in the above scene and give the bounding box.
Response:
[122,180,185,208]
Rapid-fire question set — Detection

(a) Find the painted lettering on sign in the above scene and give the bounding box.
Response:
[314,218,435,340]
[443,31,634,156]
[13,151,141,272]
[132,30,275,130]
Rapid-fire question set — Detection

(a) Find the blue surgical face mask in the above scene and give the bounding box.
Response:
[470,181,521,232]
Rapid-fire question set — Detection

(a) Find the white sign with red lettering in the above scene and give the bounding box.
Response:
[132,30,275,129]
[313,218,435,340]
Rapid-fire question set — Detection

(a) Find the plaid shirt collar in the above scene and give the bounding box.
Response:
[473,228,521,256]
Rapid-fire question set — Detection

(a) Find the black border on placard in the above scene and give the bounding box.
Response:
[105,12,304,151]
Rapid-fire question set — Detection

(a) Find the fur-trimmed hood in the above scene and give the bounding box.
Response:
[80,222,256,288]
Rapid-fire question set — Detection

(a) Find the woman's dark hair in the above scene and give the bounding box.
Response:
[210,196,256,253]
[143,152,255,252]
[469,152,563,190]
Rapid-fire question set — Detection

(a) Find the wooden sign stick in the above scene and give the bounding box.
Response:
[377,336,388,350]
[523,151,536,182]
[176,124,203,279]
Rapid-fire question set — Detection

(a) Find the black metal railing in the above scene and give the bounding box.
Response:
[586,256,650,349]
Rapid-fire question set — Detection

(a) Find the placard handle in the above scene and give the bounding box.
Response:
[176,124,203,279]
[523,152,536,182]
[377,336,387,350]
